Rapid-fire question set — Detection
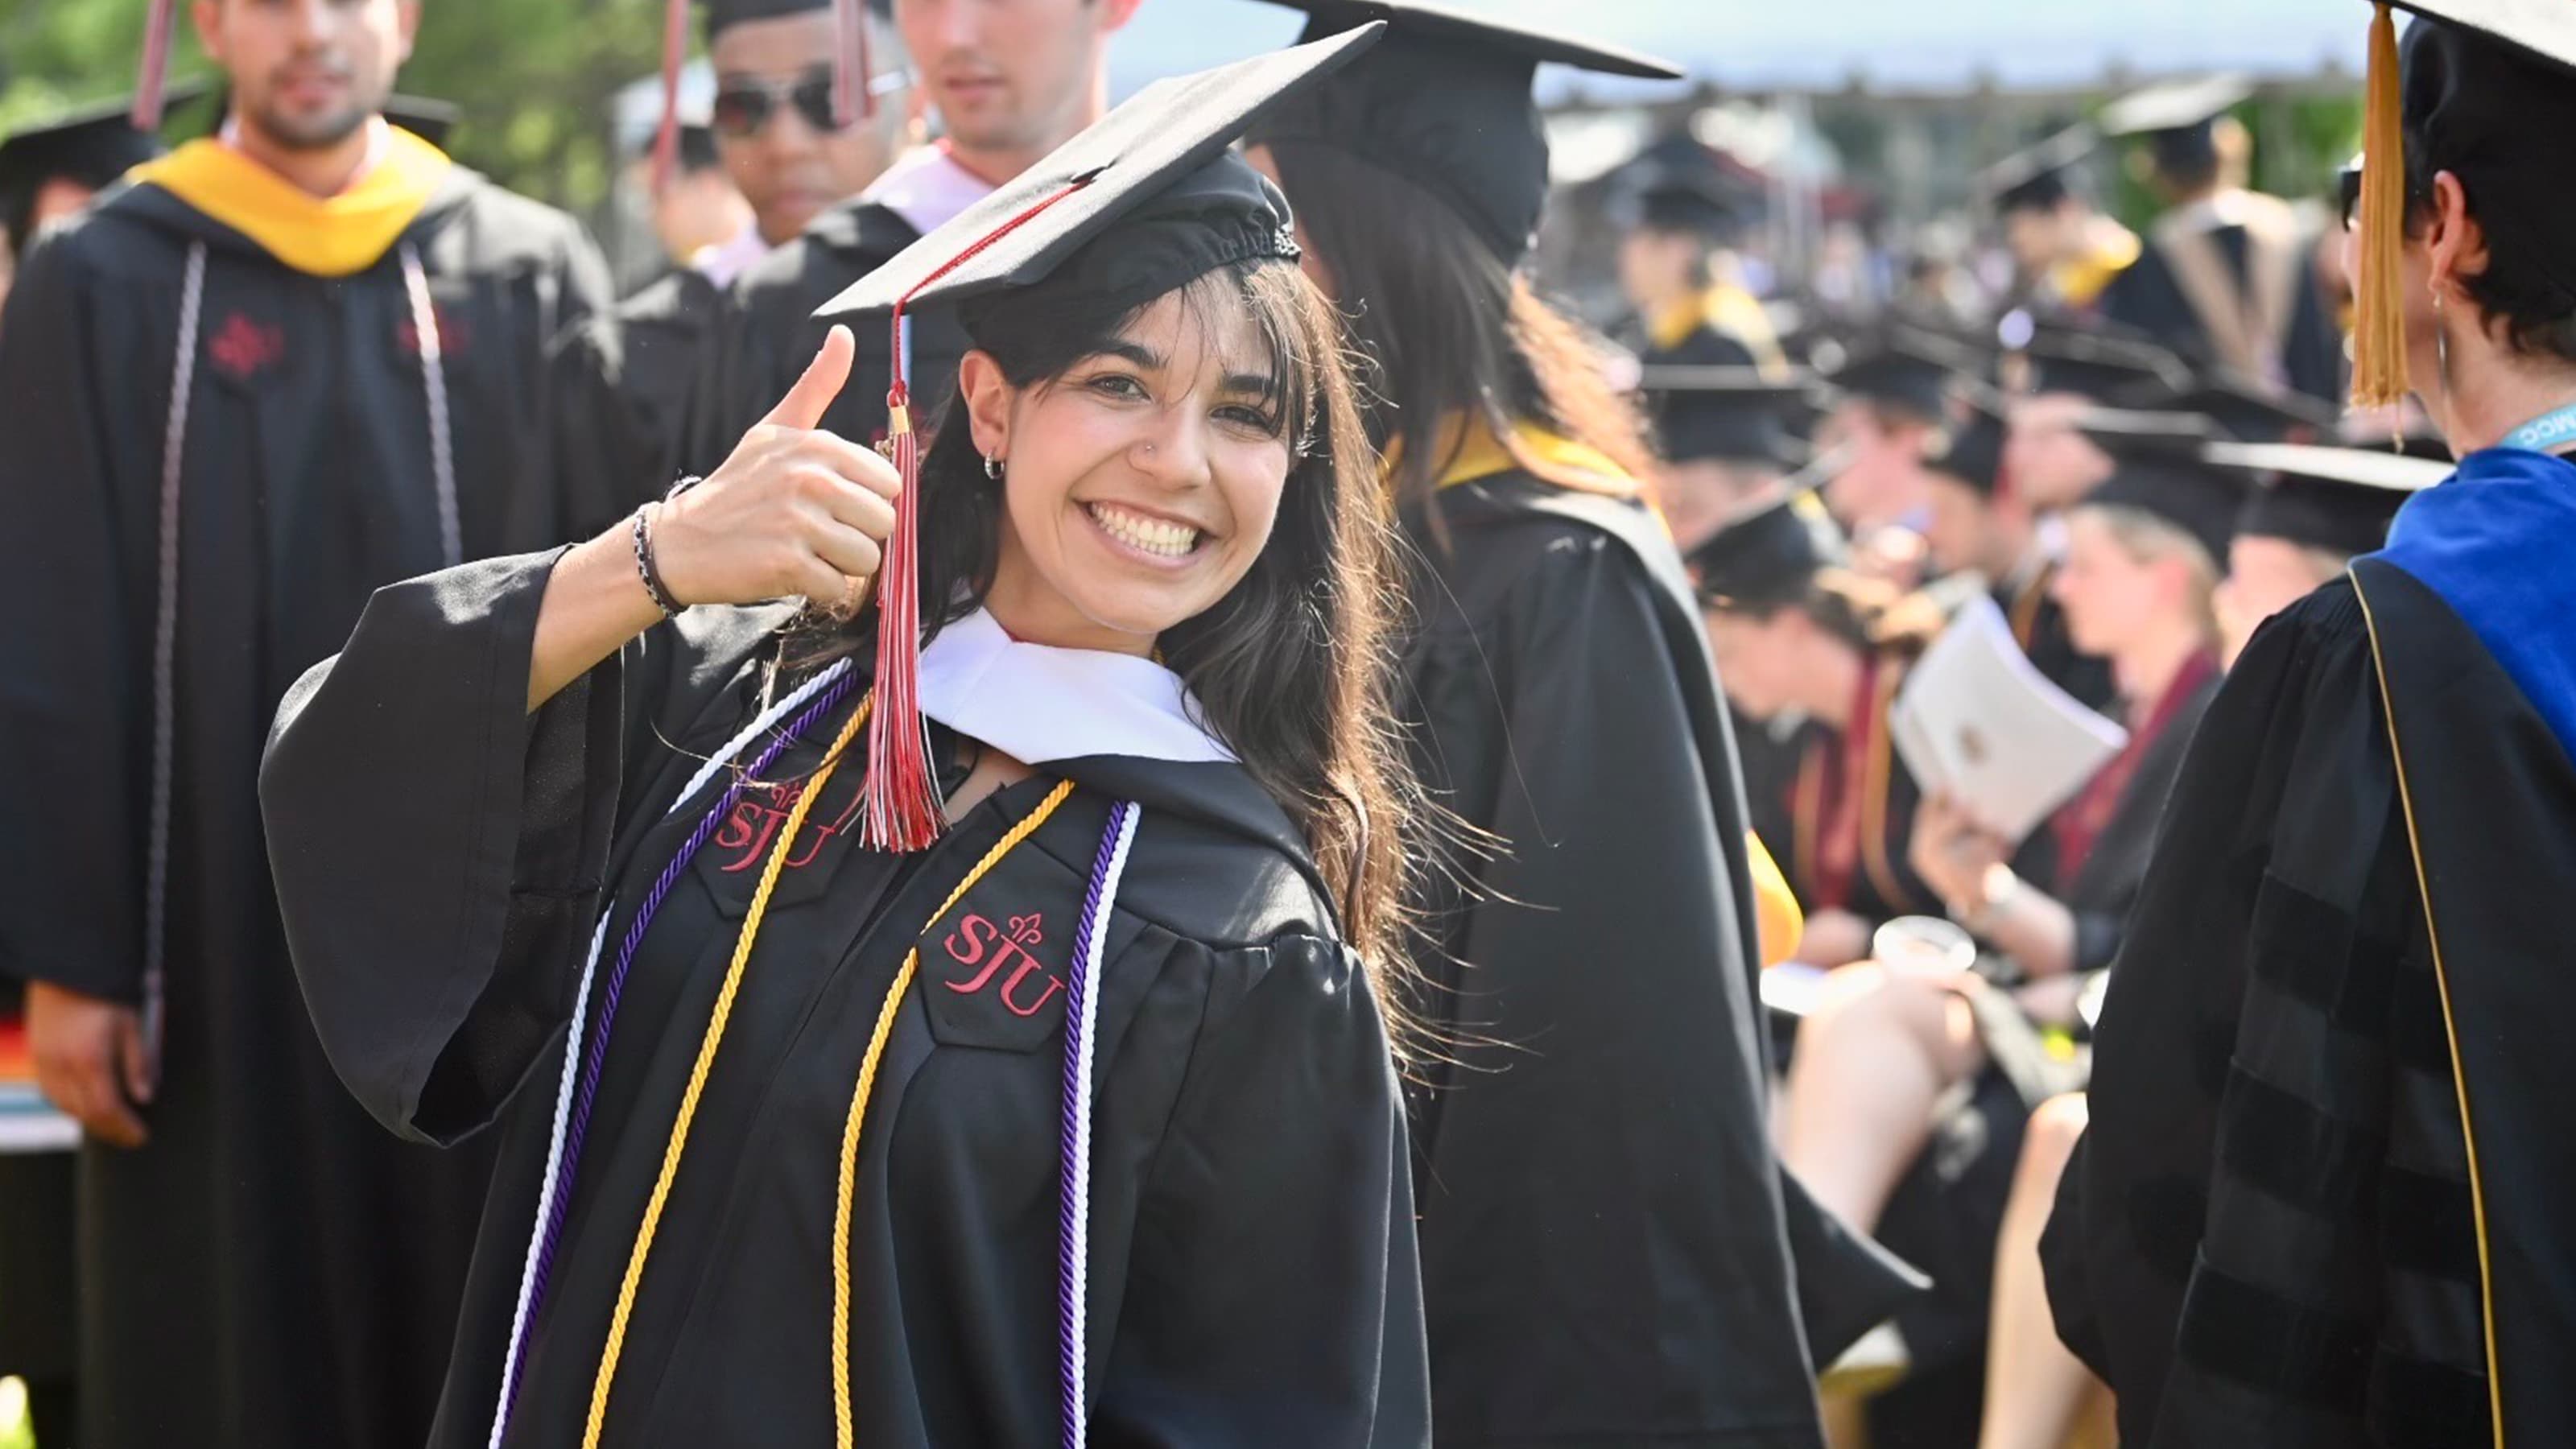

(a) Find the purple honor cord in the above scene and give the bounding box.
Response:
[1058,799,1141,1447]
[488,659,858,1447]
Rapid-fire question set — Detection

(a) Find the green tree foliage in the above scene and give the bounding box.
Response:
[0,0,669,213]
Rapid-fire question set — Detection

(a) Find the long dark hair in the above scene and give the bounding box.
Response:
[1261,139,1656,531]
[799,258,1421,1008]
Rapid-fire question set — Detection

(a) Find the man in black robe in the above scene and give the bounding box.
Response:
[548,0,912,535]
[2046,5,2576,1441]
[680,0,1139,469]
[2094,74,2347,407]
[0,0,612,1443]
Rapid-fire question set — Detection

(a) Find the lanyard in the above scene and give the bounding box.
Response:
[2499,402,2576,455]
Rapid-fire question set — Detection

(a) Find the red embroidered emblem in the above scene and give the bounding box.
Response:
[940,912,1065,1018]
[397,305,473,358]
[207,312,284,382]
[712,776,867,874]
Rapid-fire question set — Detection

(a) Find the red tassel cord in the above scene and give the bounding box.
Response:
[133,0,179,131]
[861,175,1098,852]
[650,0,691,195]
[832,0,878,128]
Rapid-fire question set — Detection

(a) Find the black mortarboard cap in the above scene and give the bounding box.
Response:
[1620,136,1765,240]
[2019,323,2192,403]
[1978,124,2097,215]
[820,27,1377,321]
[812,27,1384,852]
[2079,409,2246,563]
[1689,483,1849,611]
[1923,388,2010,497]
[0,90,200,255]
[2205,440,2446,555]
[1823,324,1985,420]
[2380,2,2576,333]
[2115,367,2341,443]
[2099,73,2251,180]
[1241,0,1682,265]
[383,95,462,151]
[1641,365,1814,465]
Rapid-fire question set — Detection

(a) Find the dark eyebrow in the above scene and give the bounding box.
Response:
[1221,371,1281,399]
[1092,341,1164,370]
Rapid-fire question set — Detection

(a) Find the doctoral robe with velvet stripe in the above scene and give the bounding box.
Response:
[258,553,1429,1447]
[0,167,609,1449]
[2044,570,2512,1446]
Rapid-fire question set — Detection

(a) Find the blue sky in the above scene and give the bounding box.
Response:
[1115,0,2369,92]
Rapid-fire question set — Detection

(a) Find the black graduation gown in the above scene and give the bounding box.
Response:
[1400,469,1922,1447]
[1997,564,2116,715]
[259,553,1430,1447]
[2040,564,2566,1447]
[2098,213,2344,407]
[547,266,725,537]
[0,167,611,1449]
[681,200,971,474]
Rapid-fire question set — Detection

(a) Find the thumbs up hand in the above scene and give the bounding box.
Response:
[653,325,899,613]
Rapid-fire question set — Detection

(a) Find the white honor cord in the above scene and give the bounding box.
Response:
[396,242,463,568]
[142,240,208,1073]
[1062,803,1141,1447]
[485,654,854,1445]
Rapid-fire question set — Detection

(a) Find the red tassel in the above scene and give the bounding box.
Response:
[133,0,178,131]
[860,176,1099,852]
[650,0,691,196]
[833,0,877,128]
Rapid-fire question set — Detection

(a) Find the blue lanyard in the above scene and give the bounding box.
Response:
[2499,402,2576,455]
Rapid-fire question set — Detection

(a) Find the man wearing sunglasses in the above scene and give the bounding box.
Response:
[550,0,913,534]
[680,0,1144,469]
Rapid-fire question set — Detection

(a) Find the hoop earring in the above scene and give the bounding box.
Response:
[984,454,1004,481]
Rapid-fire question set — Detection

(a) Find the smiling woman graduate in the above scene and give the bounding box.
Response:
[260,31,1433,1449]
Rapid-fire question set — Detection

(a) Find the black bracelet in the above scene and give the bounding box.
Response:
[631,504,685,618]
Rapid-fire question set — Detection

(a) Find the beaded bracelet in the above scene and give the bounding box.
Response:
[631,503,685,618]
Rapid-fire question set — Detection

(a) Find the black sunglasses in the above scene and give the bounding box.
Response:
[710,67,907,138]
[2340,163,2430,231]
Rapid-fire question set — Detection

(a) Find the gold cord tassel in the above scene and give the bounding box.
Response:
[2352,2,2413,409]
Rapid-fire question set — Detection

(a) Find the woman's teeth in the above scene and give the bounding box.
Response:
[1088,502,1199,558]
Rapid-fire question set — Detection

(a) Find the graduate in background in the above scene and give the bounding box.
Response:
[0,90,202,321]
[1918,387,2117,709]
[683,0,1137,471]
[1641,363,1816,551]
[2207,440,2442,664]
[266,35,1432,1443]
[1816,325,1983,555]
[1245,4,1921,1440]
[2046,3,2576,1440]
[2095,73,2346,406]
[1978,124,2138,324]
[0,0,613,1442]
[1614,133,1787,374]
[1695,489,1942,968]
[550,0,913,535]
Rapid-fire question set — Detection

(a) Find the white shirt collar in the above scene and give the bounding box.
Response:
[860,144,995,239]
[916,608,1237,766]
[691,224,772,288]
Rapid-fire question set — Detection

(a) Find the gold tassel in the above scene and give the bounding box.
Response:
[2352,1,2412,409]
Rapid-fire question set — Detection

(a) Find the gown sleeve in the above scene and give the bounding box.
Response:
[259,552,775,1146]
[0,234,146,1000]
[1098,933,1430,1447]
[2043,585,2441,1443]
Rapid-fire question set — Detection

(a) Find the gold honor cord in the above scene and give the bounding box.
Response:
[582,696,875,1448]
[2352,574,2504,1445]
[832,778,1079,1447]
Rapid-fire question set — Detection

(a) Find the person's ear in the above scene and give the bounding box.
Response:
[2425,169,2488,302]
[957,349,1014,466]
[190,0,225,66]
[395,0,420,63]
